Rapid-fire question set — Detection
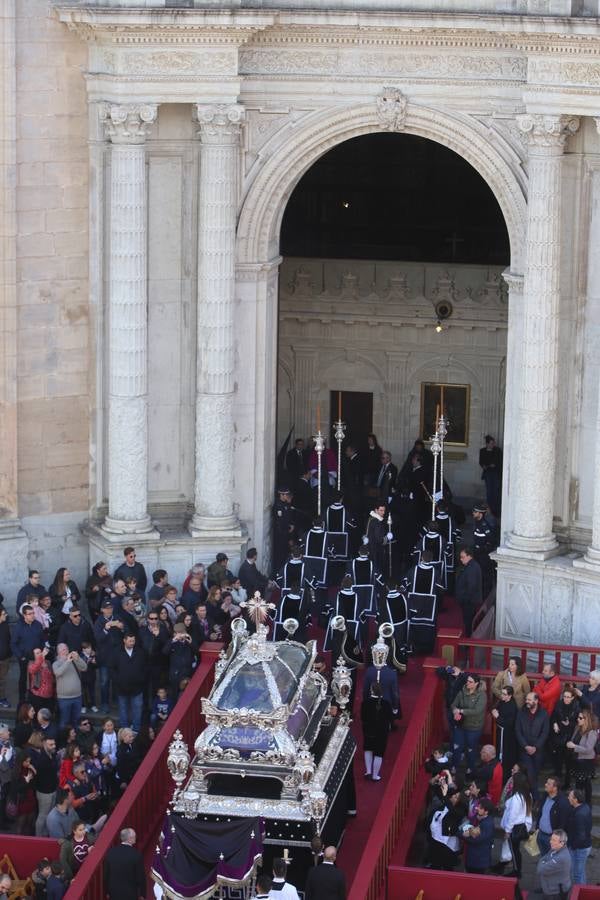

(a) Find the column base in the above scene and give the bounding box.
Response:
[573,547,600,571]
[102,514,159,538]
[501,532,561,560]
[0,519,29,613]
[188,514,241,538]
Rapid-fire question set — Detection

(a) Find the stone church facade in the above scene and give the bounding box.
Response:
[2,0,600,644]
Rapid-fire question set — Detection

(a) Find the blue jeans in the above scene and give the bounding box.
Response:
[537,830,552,859]
[453,727,482,772]
[98,666,111,708]
[118,693,143,733]
[570,846,591,884]
[57,696,82,728]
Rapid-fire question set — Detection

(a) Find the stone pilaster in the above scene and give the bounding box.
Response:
[100,104,158,536]
[0,0,28,605]
[506,114,579,557]
[189,104,245,536]
[575,120,600,569]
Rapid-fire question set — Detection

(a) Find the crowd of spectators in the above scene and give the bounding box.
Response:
[423,660,600,892]
[0,546,262,895]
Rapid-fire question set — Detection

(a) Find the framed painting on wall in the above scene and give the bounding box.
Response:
[420,382,470,446]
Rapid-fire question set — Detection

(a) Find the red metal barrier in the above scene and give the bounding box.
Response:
[436,628,596,684]
[571,889,600,899]
[347,658,446,900]
[0,835,60,878]
[386,865,518,900]
[64,646,220,900]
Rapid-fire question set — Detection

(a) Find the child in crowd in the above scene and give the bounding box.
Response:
[150,687,173,731]
[79,642,98,714]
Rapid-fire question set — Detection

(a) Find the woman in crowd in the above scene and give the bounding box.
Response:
[463,779,489,825]
[566,707,598,805]
[450,673,487,774]
[550,682,580,782]
[116,728,142,792]
[491,684,518,779]
[59,820,93,882]
[428,781,466,871]
[13,702,35,748]
[57,726,78,759]
[361,681,393,781]
[574,669,600,721]
[49,568,81,618]
[8,748,37,835]
[500,771,533,878]
[157,605,174,638]
[492,656,530,709]
[27,647,55,713]
[85,561,111,622]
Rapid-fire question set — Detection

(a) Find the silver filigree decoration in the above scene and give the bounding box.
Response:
[167,730,190,795]
[376,87,408,132]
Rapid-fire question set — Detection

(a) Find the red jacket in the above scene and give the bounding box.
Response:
[489,761,503,806]
[27,656,55,699]
[534,675,562,716]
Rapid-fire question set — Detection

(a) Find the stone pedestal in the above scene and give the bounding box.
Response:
[189,103,244,541]
[505,114,579,558]
[0,521,28,612]
[100,103,159,540]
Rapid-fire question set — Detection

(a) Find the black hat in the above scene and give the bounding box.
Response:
[472,503,487,514]
[278,486,291,494]
[100,598,114,609]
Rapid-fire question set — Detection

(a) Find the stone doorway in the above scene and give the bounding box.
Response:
[329,391,373,452]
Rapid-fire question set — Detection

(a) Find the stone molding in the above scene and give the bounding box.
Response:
[375,87,408,132]
[100,102,158,145]
[238,102,527,275]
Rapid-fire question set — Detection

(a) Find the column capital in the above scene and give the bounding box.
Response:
[100,103,158,145]
[516,114,579,152]
[594,117,600,135]
[194,103,245,143]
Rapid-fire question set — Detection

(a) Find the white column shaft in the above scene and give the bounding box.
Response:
[191,104,244,530]
[509,114,578,555]
[101,104,157,533]
[585,154,600,563]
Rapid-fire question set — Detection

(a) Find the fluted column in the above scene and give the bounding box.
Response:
[100,104,157,535]
[189,104,244,534]
[507,114,579,556]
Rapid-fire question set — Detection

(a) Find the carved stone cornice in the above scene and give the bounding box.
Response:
[516,113,579,152]
[100,103,157,144]
[193,103,245,144]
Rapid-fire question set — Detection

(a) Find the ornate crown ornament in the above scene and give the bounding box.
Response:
[292,741,316,787]
[331,657,353,711]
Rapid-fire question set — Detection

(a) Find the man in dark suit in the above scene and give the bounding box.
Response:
[238,548,276,598]
[455,546,482,638]
[305,845,346,899]
[103,827,146,900]
[375,451,398,501]
[286,438,308,489]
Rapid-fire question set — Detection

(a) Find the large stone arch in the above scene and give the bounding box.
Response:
[237,102,526,272]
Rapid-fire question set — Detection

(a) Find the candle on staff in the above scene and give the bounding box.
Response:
[440,385,445,417]
[316,404,321,431]
[283,849,289,861]
[436,403,440,428]
[338,391,342,421]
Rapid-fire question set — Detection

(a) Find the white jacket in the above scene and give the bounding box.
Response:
[501,793,532,834]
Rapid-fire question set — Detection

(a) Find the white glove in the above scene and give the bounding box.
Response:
[386,532,394,541]
[362,535,369,545]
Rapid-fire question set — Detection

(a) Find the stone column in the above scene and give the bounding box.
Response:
[506,114,579,556]
[189,104,244,535]
[100,104,158,535]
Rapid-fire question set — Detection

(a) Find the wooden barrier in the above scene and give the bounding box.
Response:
[570,889,600,899]
[386,865,519,900]
[347,658,446,900]
[64,646,220,900]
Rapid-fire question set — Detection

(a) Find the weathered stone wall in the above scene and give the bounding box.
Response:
[15,0,90,582]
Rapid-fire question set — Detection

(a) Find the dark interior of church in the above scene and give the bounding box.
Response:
[280,133,510,265]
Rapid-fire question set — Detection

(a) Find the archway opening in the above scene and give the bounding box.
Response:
[276,132,509,518]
